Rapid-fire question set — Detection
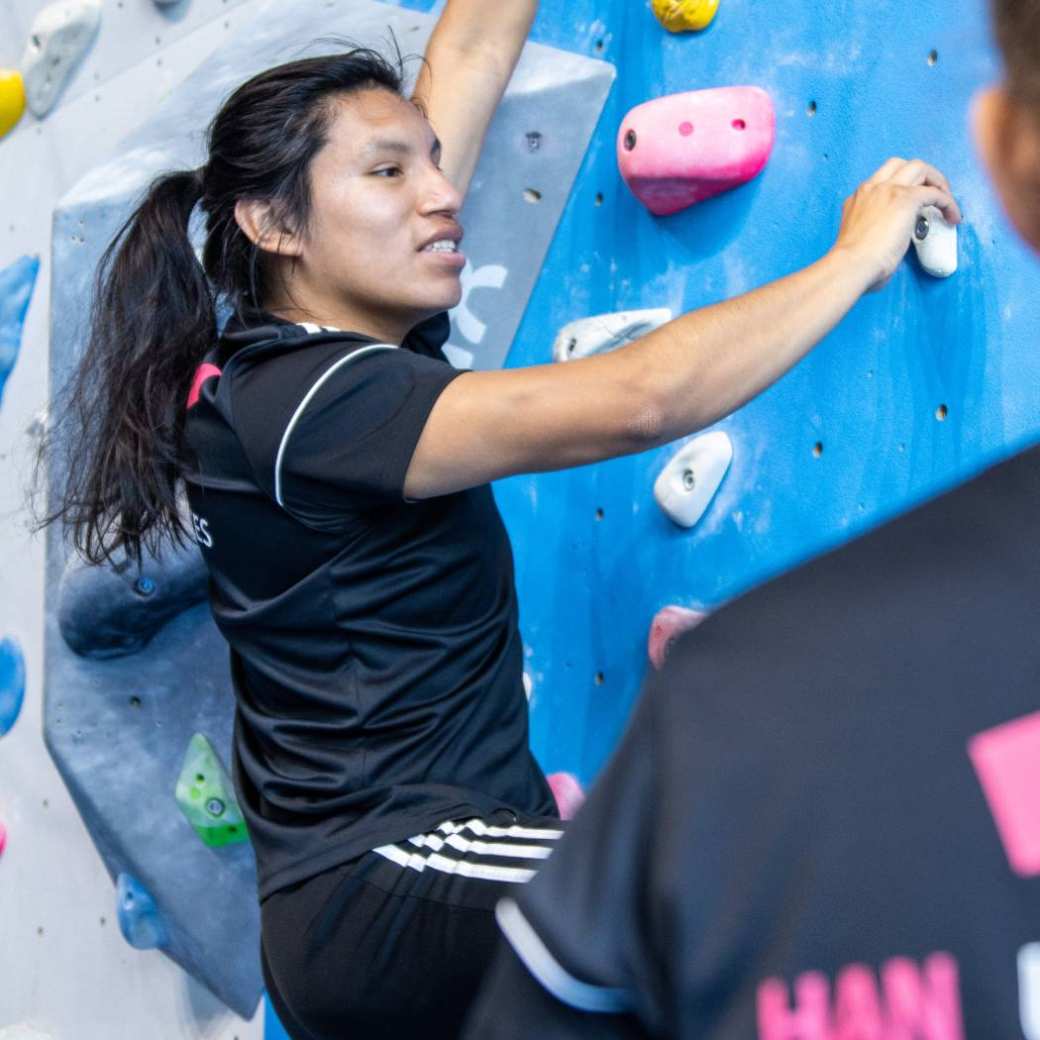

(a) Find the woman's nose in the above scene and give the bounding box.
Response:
[424,167,463,213]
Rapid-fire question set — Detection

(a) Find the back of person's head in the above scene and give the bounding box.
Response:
[974,0,1040,252]
[35,40,418,565]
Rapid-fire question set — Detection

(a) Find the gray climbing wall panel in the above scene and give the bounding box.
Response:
[42,0,612,1016]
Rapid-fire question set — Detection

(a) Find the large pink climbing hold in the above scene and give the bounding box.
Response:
[648,605,708,669]
[547,771,585,821]
[618,87,776,216]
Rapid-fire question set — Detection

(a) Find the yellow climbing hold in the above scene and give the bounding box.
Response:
[0,70,27,140]
[651,0,720,33]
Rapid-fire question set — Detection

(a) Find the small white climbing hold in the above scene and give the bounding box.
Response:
[522,671,533,700]
[912,205,958,278]
[20,0,102,119]
[552,308,673,363]
[653,430,733,528]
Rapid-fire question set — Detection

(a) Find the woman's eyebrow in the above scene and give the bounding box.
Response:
[363,136,443,157]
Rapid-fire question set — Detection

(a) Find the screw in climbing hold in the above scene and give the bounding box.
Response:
[682,469,696,491]
[205,798,226,818]
[134,576,157,596]
[915,216,930,241]
[624,129,637,151]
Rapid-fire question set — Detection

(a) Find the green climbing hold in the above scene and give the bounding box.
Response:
[174,733,249,847]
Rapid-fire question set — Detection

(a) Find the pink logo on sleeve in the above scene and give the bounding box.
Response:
[757,954,964,1040]
[187,363,222,410]
[968,711,1040,877]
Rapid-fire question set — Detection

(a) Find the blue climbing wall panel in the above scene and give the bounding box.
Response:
[498,0,1029,787]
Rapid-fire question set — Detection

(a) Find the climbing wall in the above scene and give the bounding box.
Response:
[0,0,1034,1039]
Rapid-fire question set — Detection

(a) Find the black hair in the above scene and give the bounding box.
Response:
[34,36,425,564]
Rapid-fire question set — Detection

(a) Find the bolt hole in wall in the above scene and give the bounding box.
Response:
[813,442,824,458]
[594,672,605,686]
[936,403,949,421]
[808,99,818,116]
[928,48,939,65]
[523,188,542,203]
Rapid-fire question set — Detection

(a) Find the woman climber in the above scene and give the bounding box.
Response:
[36,1,959,1036]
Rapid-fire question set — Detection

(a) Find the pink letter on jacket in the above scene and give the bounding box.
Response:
[617,86,776,216]
[968,711,1040,877]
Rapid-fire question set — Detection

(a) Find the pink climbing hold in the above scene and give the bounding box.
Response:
[547,771,585,821]
[648,605,707,670]
[617,86,776,216]
[0,818,6,858]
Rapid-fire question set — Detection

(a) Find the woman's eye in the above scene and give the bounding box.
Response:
[374,166,401,177]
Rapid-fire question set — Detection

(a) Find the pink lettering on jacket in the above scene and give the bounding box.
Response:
[757,954,964,1040]
[968,711,1040,877]
[186,363,222,410]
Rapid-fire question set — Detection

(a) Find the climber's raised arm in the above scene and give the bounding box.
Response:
[403,157,961,500]
[411,0,539,197]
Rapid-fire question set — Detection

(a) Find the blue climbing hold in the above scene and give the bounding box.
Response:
[58,538,208,659]
[0,638,25,738]
[116,872,168,950]
[0,255,40,406]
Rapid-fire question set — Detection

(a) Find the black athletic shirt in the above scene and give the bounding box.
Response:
[466,443,1040,1039]
[181,305,556,901]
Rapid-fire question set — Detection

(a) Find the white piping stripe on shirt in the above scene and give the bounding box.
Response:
[273,342,397,507]
[495,898,632,1014]
[372,841,537,884]
[407,832,555,861]
[438,818,565,841]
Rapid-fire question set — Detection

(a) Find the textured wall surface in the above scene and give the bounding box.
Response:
[0,0,1035,1038]
[501,0,1032,791]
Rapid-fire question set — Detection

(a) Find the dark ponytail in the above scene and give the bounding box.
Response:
[34,37,414,564]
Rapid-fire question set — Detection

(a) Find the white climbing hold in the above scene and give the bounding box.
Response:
[552,308,673,363]
[912,205,958,278]
[654,430,732,528]
[20,0,102,119]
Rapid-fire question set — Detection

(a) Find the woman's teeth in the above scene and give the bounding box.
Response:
[423,241,457,253]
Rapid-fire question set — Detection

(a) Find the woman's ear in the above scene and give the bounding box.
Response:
[233,198,304,258]
[972,84,1040,254]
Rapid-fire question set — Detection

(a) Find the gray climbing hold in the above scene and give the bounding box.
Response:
[0,637,26,738]
[552,308,673,363]
[21,0,102,118]
[654,430,733,528]
[0,256,40,406]
[57,537,208,659]
[116,872,169,950]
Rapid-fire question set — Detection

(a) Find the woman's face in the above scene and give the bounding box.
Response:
[274,87,466,341]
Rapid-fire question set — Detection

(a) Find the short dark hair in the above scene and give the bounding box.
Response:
[992,0,1040,106]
